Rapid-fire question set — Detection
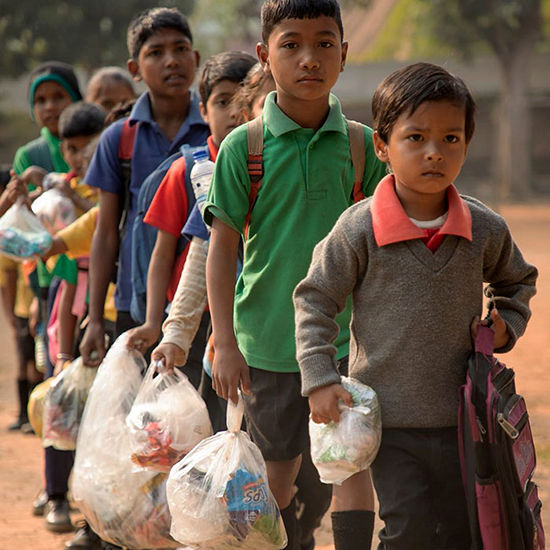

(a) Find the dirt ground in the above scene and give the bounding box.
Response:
[0,204,548,550]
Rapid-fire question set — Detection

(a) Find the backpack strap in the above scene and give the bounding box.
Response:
[346,119,366,203]
[244,116,264,240]
[118,118,138,235]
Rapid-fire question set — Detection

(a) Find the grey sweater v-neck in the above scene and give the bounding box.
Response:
[294,196,537,428]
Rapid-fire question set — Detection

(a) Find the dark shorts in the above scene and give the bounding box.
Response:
[243,356,349,462]
[243,368,310,462]
[371,427,471,550]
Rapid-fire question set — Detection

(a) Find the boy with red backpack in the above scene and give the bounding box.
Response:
[79,7,209,365]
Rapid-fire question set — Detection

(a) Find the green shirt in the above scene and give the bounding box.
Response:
[13,127,69,181]
[203,92,386,373]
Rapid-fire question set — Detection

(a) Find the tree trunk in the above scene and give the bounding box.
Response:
[496,42,533,202]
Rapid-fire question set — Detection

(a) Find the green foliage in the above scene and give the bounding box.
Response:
[0,0,195,76]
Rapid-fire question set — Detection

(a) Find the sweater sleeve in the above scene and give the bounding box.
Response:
[293,209,366,395]
[160,236,208,366]
[482,213,538,353]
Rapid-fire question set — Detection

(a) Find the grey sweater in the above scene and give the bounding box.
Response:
[293,196,537,428]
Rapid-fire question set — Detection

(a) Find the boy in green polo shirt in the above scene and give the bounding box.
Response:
[202,1,386,549]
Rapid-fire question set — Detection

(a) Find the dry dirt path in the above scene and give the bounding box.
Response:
[0,204,548,550]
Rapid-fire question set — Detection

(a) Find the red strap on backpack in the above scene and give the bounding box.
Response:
[118,118,137,160]
[244,116,264,241]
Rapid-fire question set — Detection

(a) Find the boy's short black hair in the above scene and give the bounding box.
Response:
[261,0,344,42]
[372,62,476,144]
[58,102,106,139]
[198,51,257,106]
[127,7,193,60]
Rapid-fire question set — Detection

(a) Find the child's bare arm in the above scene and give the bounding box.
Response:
[308,383,354,424]
[54,282,77,375]
[55,180,95,213]
[79,190,119,366]
[207,217,250,404]
[126,229,178,352]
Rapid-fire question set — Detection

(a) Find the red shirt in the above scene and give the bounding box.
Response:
[144,136,219,301]
[370,174,472,252]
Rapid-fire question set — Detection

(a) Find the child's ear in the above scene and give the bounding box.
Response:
[373,131,389,163]
[256,42,271,74]
[199,101,208,123]
[127,58,141,82]
[340,41,349,73]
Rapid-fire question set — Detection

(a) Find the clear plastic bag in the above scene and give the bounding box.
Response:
[27,377,54,438]
[126,360,212,472]
[42,357,97,450]
[0,199,52,260]
[31,187,76,234]
[72,333,178,549]
[167,392,287,549]
[309,376,381,485]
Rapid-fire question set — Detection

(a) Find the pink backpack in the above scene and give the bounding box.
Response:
[459,314,545,549]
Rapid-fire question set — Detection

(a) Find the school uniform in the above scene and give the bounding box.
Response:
[294,174,538,549]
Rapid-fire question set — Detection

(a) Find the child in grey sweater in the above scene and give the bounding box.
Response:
[293,62,537,549]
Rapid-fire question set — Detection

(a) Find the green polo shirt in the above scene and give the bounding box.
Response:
[203,92,386,373]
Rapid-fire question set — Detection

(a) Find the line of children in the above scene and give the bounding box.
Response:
[125,50,257,391]
[202,2,386,549]
[2,3,539,550]
[293,62,538,549]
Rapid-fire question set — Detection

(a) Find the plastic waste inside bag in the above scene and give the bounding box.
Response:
[167,391,287,549]
[309,376,381,485]
[72,333,178,549]
[0,198,52,260]
[32,187,76,234]
[28,377,54,438]
[42,357,97,451]
[126,360,212,472]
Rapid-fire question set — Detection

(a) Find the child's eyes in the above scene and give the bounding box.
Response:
[319,41,334,48]
[408,134,423,142]
[147,49,161,57]
[176,45,190,53]
[282,42,297,49]
[444,135,460,143]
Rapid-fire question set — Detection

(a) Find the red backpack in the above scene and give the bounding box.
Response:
[459,311,545,550]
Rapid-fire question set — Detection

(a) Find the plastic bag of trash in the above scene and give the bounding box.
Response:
[167,392,287,549]
[72,333,178,549]
[126,360,212,472]
[309,376,381,485]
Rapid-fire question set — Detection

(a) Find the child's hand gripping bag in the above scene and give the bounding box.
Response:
[126,360,212,472]
[309,376,382,485]
[31,187,76,234]
[27,377,54,438]
[72,332,179,549]
[167,392,288,549]
[42,356,97,450]
[0,198,52,260]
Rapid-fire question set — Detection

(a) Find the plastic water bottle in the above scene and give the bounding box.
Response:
[190,149,215,211]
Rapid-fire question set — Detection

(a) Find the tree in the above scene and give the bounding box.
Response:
[0,0,195,76]
[423,0,543,200]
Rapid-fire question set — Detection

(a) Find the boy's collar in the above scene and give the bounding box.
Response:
[128,90,207,129]
[371,174,472,247]
[207,135,218,162]
[263,91,347,137]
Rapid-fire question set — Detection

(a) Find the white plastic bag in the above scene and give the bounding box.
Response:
[167,392,287,549]
[32,187,76,234]
[309,376,381,485]
[0,199,52,259]
[42,357,97,450]
[126,360,212,472]
[72,333,178,549]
